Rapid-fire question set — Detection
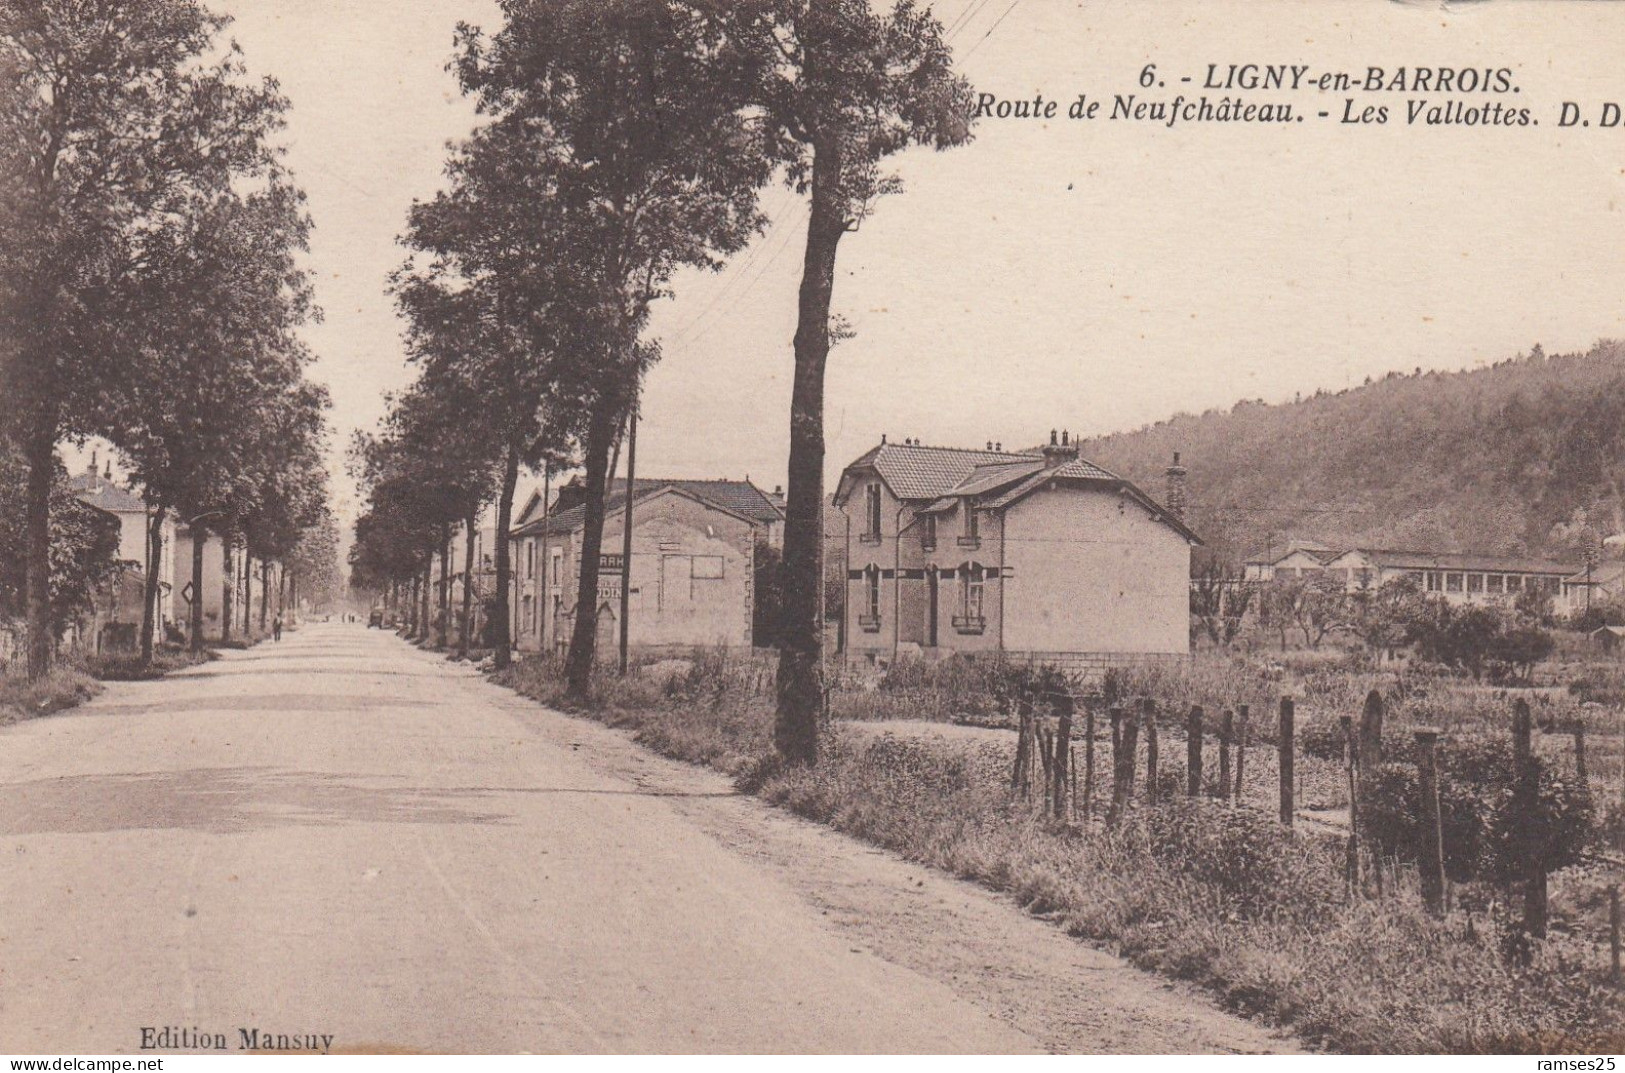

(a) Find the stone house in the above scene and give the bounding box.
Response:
[832,434,1201,670]
[68,455,174,648]
[509,477,780,655]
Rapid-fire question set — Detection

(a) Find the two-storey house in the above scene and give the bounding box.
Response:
[833,433,1201,670]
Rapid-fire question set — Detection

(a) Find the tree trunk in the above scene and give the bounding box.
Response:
[619,399,638,675]
[189,528,206,654]
[408,571,420,635]
[774,130,847,765]
[420,554,432,639]
[221,540,234,644]
[23,421,57,679]
[460,512,476,659]
[566,404,621,699]
[242,554,252,636]
[260,559,271,631]
[492,441,521,670]
[141,504,167,664]
[437,524,451,649]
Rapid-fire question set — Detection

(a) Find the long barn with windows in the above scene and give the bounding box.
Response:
[832,434,1201,670]
[1320,549,1576,605]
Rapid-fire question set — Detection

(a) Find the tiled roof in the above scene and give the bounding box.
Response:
[514,478,779,537]
[982,463,1203,545]
[947,460,1046,498]
[1353,549,1578,576]
[1246,541,1337,566]
[1566,562,1625,585]
[67,474,146,513]
[847,442,1041,501]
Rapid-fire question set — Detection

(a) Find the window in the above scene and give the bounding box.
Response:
[1426,571,1442,592]
[862,483,883,542]
[1487,574,1504,594]
[526,542,536,579]
[1467,573,1483,594]
[959,503,980,547]
[1505,574,1522,591]
[921,513,937,551]
[691,555,724,580]
[1446,573,1463,593]
[859,566,881,630]
[551,550,562,585]
[954,563,986,633]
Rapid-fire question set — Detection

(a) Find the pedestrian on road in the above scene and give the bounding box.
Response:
[272,615,283,642]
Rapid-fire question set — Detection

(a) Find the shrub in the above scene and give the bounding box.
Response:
[1140,798,1343,924]
[1361,744,1594,885]
[0,666,100,723]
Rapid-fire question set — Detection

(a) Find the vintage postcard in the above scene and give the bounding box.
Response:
[1,0,1622,1059]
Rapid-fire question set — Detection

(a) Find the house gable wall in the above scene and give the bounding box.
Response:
[1000,484,1191,655]
[532,490,756,653]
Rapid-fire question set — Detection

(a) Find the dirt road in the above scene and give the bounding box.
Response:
[0,624,1296,1054]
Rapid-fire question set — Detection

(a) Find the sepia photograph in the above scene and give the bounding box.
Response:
[1,0,1623,1058]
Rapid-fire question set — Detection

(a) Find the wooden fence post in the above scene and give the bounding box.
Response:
[1359,689,1385,779]
[1108,706,1137,824]
[1218,708,1233,802]
[1415,728,1446,917]
[1279,697,1295,826]
[1234,704,1248,801]
[1143,698,1159,804]
[1342,714,1360,894]
[1572,717,1587,783]
[1053,692,1073,820]
[1187,705,1204,797]
[1011,699,1032,797]
[1083,704,1096,821]
[1513,698,1547,940]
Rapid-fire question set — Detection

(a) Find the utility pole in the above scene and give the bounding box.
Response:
[618,393,639,676]
[538,465,550,652]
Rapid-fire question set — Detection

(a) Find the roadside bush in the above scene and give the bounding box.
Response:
[0,666,100,723]
[1139,798,1343,924]
[85,648,212,681]
[1361,746,1593,885]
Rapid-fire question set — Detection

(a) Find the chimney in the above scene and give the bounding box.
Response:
[553,475,590,515]
[87,450,97,478]
[1165,451,1188,521]
[104,460,112,480]
[1041,427,1078,469]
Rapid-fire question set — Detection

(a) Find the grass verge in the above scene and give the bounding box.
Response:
[0,666,102,725]
[491,653,1623,1054]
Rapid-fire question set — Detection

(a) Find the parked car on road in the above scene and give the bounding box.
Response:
[368,609,384,629]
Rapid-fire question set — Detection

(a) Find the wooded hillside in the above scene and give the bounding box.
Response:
[1078,339,1625,567]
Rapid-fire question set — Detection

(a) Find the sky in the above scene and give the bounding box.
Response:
[94,0,1624,533]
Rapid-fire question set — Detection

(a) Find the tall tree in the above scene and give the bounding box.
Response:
[724,0,974,762]
[0,0,290,677]
[106,179,318,661]
[445,0,771,698]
